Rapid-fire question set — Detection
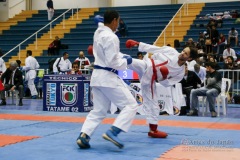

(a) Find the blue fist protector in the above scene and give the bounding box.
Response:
[123,55,132,65]
[94,15,104,24]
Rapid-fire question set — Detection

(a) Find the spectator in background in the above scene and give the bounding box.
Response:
[188,62,222,117]
[75,51,91,70]
[228,27,238,46]
[185,38,195,48]
[16,60,21,68]
[189,63,206,85]
[116,18,128,37]
[48,36,61,56]
[207,18,217,29]
[223,44,237,61]
[47,0,54,21]
[197,32,206,51]
[186,58,197,69]
[68,62,82,75]
[207,54,221,70]
[53,52,72,74]
[0,61,24,106]
[224,56,238,70]
[210,26,219,51]
[223,56,239,98]
[137,52,143,60]
[16,60,23,71]
[179,63,202,115]
[216,33,226,55]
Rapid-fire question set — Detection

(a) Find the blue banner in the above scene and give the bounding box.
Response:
[43,75,93,112]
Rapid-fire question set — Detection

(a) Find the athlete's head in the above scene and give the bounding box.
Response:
[104,10,120,31]
[178,47,198,62]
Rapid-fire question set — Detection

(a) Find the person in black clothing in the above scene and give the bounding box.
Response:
[179,63,202,115]
[116,18,128,37]
[47,0,54,20]
[48,36,61,55]
[210,26,219,47]
[0,61,24,106]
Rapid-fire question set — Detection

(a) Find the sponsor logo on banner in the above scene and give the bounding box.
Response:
[158,100,165,111]
[46,83,56,106]
[60,83,78,106]
[89,87,93,105]
[83,83,89,106]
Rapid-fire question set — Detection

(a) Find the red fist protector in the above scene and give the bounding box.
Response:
[159,65,169,80]
[87,45,93,55]
[125,39,139,48]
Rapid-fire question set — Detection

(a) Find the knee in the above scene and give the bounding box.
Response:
[206,90,214,97]
[191,89,197,95]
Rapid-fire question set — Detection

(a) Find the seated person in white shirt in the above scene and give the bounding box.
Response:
[53,52,72,74]
[189,63,206,86]
[186,59,197,69]
[223,44,237,62]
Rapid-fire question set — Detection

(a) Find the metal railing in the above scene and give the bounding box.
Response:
[154,2,189,45]
[2,8,78,59]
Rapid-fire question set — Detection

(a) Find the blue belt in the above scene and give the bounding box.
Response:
[94,65,118,74]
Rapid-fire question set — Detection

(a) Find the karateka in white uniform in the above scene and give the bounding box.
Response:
[53,52,72,74]
[126,39,198,138]
[77,11,138,149]
[0,57,6,75]
[22,50,40,99]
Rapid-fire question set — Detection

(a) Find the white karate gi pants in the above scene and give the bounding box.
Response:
[81,84,138,137]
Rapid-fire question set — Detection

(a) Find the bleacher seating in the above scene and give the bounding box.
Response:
[0,9,75,62]
[38,4,181,69]
[1,2,240,71]
[179,1,240,52]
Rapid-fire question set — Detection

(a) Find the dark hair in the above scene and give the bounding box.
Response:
[189,47,198,60]
[227,56,234,62]
[16,60,21,67]
[205,62,216,69]
[104,10,119,24]
[226,43,231,48]
[72,61,79,67]
[63,52,68,56]
[27,50,32,56]
[137,52,143,56]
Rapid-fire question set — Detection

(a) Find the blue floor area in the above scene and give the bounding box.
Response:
[0,99,240,160]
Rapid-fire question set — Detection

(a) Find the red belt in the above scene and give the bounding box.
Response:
[150,59,168,99]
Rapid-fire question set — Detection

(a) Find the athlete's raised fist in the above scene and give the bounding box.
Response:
[126,39,139,49]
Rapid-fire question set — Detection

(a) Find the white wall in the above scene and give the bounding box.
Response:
[1,0,240,21]
[178,0,239,3]
[0,0,9,21]
[31,0,240,10]
[111,0,171,7]
[32,0,111,10]
[9,0,26,18]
